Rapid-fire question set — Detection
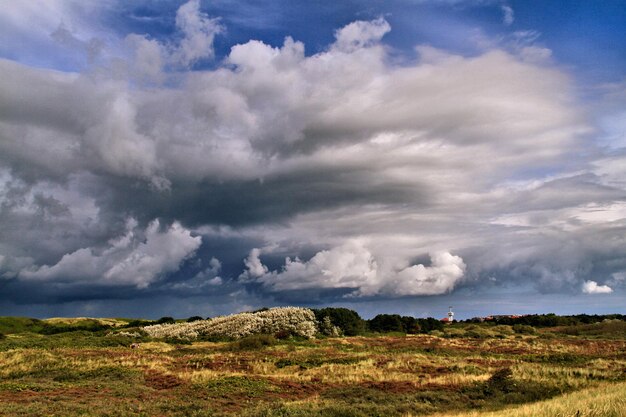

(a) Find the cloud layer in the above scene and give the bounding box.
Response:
[0,1,624,316]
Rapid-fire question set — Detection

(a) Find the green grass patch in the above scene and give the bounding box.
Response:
[228,334,277,351]
[196,376,270,397]
[0,317,47,334]
[51,366,139,383]
[0,331,133,351]
[0,381,49,392]
[275,356,363,369]
[521,353,588,365]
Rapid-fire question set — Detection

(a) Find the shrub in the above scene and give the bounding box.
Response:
[496,325,515,336]
[164,337,192,345]
[513,324,536,334]
[156,317,175,325]
[486,367,515,393]
[186,316,204,323]
[442,327,466,338]
[479,367,561,404]
[144,307,318,340]
[464,327,492,339]
[124,319,154,328]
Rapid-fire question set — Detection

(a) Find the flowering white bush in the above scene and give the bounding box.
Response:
[143,307,318,340]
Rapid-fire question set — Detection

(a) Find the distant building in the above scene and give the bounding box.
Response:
[484,314,525,321]
[468,314,527,323]
[441,306,454,324]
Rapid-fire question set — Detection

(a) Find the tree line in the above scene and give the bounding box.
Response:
[465,313,626,328]
[313,308,445,336]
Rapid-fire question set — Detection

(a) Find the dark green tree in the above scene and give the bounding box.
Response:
[368,314,405,333]
[313,308,366,336]
[400,316,421,334]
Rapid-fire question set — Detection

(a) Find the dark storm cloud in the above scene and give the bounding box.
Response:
[95,167,426,228]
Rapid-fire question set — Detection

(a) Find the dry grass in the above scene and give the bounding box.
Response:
[43,317,129,327]
[0,331,625,416]
[427,382,626,417]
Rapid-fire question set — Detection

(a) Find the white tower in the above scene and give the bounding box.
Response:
[448,306,454,322]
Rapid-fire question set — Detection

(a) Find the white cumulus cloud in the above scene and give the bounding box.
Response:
[333,17,391,52]
[239,248,270,281]
[20,219,201,288]
[240,240,465,297]
[172,0,223,66]
[582,280,613,294]
[378,251,466,297]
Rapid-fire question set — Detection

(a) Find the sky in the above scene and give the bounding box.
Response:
[0,0,625,320]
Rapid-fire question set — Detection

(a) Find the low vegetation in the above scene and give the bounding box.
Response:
[143,307,318,340]
[0,310,624,416]
[430,382,626,417]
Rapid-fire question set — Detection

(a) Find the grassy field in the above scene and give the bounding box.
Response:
[0,319,625,417]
